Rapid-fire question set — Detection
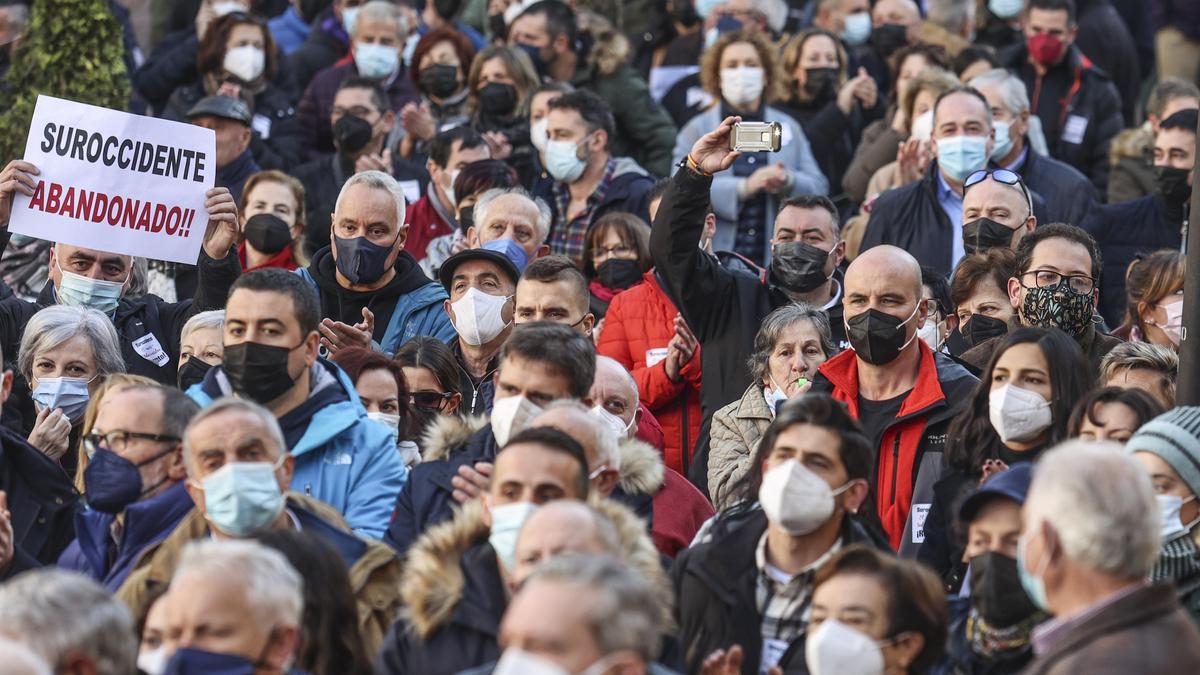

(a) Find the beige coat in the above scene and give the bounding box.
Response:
[708,383,773,510]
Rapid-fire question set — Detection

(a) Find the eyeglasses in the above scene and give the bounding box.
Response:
[591,243,635,260]
[964,169,1033,215]
[410,391,454,411]
[83,430,180,454]
[1019,269,1096,295]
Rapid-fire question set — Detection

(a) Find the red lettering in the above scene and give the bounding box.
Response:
[59,186,76,219]
[136,202,150,231]
[92,192,108,223]
[121,198,138,230]
[77,189,92,220]
[150,203,167,233]
[107,196,123,226]
[28,181,44,211]
[45,182,62,214]
[165,206,182,235]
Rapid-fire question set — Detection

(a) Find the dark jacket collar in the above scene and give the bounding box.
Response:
[74,481,193,579]
[451,541,508,637]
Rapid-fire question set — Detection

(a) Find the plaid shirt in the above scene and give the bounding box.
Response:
[755,532,842,658]
[548,158,617,267]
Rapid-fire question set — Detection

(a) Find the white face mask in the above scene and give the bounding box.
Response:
[341,6,360,32]
[805,620,885,675]
[590,404,633,440]
[917,318,941,351]
[493,647,617,675]
[487,499,538,572]
[138,646,169,675]
[530,117,550,153]
[211,0,245,17]
[1158,494,1198,541]
[910,109,934,141]
[842,11,872,47]
[355,41,400,79]
[758,459,844,536]
[988,383,1052,444]
[444,168,460,206]
[367,411,401,442]
[720,66,765,107]
[451,287,512,346]
[491,394,544,447]
[1161,296,1184,346]
[223,44,265,82]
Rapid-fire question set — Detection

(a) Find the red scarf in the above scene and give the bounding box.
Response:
[238,242,298,272]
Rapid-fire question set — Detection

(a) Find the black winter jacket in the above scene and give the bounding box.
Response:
[133,29,200,113]
[163,80,303,171]
[1018,145,1096,228]
[0,426,78,580]
[288,8,349,92]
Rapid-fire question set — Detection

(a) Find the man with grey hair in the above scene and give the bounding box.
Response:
[163,539,304,672]
[969,68,1096,228]
[467,187,553,269]
[0,569,137,675]
[296,169,456,356]
[1019,441,1200,673]
[117,397,403,653]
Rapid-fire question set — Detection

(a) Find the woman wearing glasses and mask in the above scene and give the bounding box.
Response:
[393,337,463,459]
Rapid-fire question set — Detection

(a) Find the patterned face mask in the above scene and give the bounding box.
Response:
[1020,279,1094,336]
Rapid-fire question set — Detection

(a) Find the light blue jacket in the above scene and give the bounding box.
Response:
[673,105,829,263]
[188,361,407,539]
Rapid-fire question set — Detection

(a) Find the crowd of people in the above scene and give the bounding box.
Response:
[0,0,1199,673]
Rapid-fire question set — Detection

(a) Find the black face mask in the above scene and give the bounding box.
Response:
[969,552,1041,628]
[488,13,508,39]
[419,63,461,98]
[963,217,1016,255]
[244,213,293,255]
[333,232,397,285]
[962,313,1009,347]
[478,81,519,116]
[872,23,908,58]
[177,357,214,391]
[458,204,475,232]
[669,0,700,27]
[222,341,302,405]
[516,42,549,77]
[771,241,832,293]
[597,259,643,290]
[1156,165,1193,205]
[333,113,375,155]
[803,67,839,99]
[846,307,915,365]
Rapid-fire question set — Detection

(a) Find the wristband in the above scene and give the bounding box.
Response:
[685,153,712,178]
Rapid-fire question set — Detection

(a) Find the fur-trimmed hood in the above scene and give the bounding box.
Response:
[617,436,665,496]
[578,10,630,78]
[420,414,491,463]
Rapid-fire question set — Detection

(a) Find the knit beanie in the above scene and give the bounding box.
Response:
[1127,406,1200,499]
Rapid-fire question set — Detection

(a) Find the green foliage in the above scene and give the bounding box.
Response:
[0,0,131,161]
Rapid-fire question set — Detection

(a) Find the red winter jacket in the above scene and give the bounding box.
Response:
[404,193,453,262]
[598,271,703,475]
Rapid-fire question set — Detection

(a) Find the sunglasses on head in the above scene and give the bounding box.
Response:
[410,391,453,410]
[964,169,1033,211]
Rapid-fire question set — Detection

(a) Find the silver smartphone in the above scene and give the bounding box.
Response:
[730,121,782,152]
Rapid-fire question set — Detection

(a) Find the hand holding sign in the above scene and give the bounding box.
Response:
[0,160,40,229]
[201,187,239,260]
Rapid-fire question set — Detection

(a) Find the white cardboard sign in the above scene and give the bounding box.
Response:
[9,95,216,264]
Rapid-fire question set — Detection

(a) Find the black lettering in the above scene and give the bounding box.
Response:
[152,144,167,176]
[137,142,155,173]
[117,139,133,169]
[54,125,72,156]
[41,123,55,154]
[102,136,118,166]
[165,147,181,179]
[85,132,103,163]
[70,128,87,160]
[193,152,206,183]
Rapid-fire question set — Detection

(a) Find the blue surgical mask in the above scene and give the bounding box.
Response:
[341,6,360,32]
[988,0,1024,20]
[1017,528,1051,612]
[32,376,93,423]
[695,0,721,18]
[544,137,589,183]
[355,41,399,79]
[937,135,990,182]
[990,120,1014,162]
[197,459,286,537]
[488,500,537,571]
[163,647,257,675]
[481,237,530,273]
[841,11,872,46]
[57,262,125,314]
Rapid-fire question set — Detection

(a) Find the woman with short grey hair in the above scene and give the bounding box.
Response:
[708,303,837,509]
[18,305,125,466]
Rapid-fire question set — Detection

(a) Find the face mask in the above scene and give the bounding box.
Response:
[57,263,126,314]
[341,6,360,33]
[845,306,918,366]
[419,63,461,98]
[223,45,265,82]
[1027,33,1065,67]
[1021,278,1094,336]
[990,120,1014,161]
[544,137,589,183]
[222,340,301,404]
[841,11,872,47]
[1162,297,1184,346]
[368,410,401,442]
[139,646,168,675]
[488,500,537,571]
[917,319,941,350]
[244,213,293,255]
[805,619,885,675]
[597,259,642,290]
[494,648,571,675]
[771,241,831,293]
[479,81,519,116]
[988,383,1052,444]
[963,313,1008,347]
[720,66,764,107]
[969,551,1041,627]
[758,459,843,536]
[491,394,544,446]
[451,287,512,346]
[591,404,633,440]
[84,444,175,514]
[334,232,397,285]
[803,67,839,99]
[211,1,244,17]
[197,459,286,537]
[1158,494,1198,541]
[32,376,92,423]
[989,0,1024,19]
[937,135,990,182]
[177,357,214,391]
[530,117,549,153]
[355,42,400,79]
[695,0,720,18]
[481,237,530,273]
[910,109,933,141]
[963,217,1016,254]
[1016,528,1050,612]
[515,42,549,77]
[871,23,908,58]
[164,647,258,675]
[765,380,788,415]
[444,169,460,206]
[333,113,375,155]
[1156,165,1192,205]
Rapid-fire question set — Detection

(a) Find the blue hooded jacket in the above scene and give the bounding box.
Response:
[187,359,407,539]
[57,481,194,591]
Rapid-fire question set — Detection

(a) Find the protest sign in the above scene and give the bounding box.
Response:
[9,95,217,265]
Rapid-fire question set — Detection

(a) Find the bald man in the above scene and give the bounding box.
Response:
[810,245,977,553]
[510,501,621,589]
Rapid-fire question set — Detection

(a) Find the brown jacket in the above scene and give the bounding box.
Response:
[708,383,773,511]
[961,318,1122,377]
[115,493,403,655]
[1022,583,1200,675]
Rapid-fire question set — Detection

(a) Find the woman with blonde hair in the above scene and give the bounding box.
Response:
[1113,250,1184,349]
[466,45,541,182]
[74,374,160,492]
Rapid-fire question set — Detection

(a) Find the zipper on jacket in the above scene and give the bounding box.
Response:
[889,433,901,505]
